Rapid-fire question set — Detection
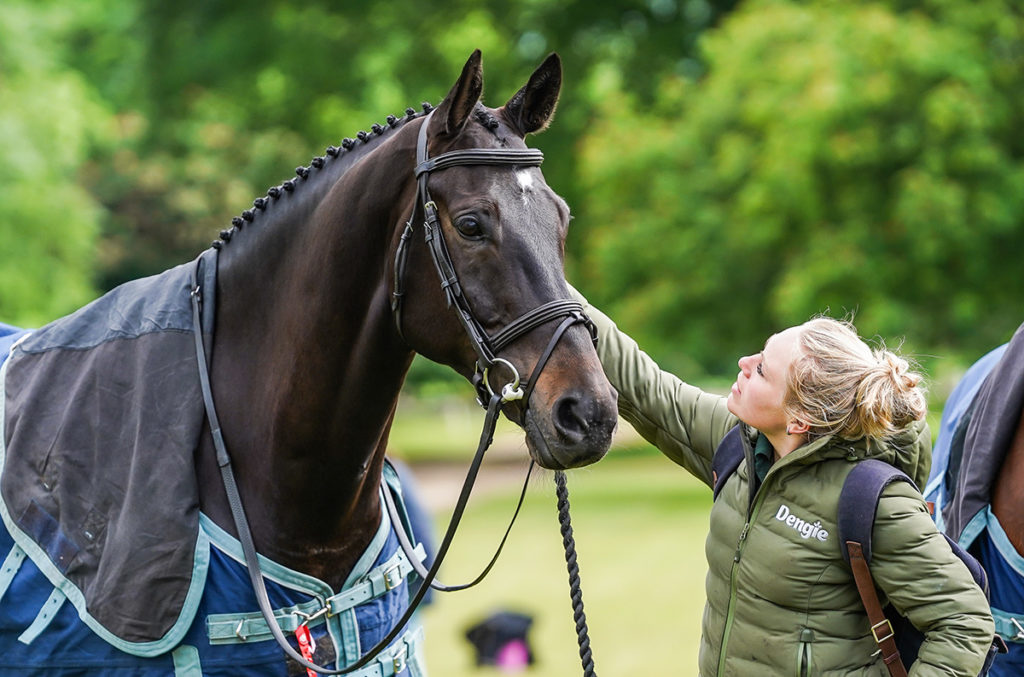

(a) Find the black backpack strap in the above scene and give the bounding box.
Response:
[839,460,989,596]
[711,425,745,501]
[838,460,916,566]
[838,460,916,677]
[839,459,1007,676]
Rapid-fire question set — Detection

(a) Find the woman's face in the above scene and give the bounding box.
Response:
[727,326,804,436]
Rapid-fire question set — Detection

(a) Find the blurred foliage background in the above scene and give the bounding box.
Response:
[5,0,1022,383]
[4,1,1023,674]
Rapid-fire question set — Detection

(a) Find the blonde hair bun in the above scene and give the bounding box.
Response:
[854,349,927,437]
[878,351,922,391]
[784,318,927,441]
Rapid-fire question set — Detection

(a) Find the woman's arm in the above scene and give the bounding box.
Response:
[573,287,737,486]
[870,482,996,677]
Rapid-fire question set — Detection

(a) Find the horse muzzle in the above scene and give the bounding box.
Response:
[522,384,617,470]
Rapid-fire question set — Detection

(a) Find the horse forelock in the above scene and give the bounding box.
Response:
[438,103,521,152]
[211,102,438,251]
[473,107,501,132]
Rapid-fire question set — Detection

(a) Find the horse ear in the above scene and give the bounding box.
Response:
[502,53,562,137]
[433,50,484,136]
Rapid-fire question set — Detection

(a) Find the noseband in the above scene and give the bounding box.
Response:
[392,111,596,406]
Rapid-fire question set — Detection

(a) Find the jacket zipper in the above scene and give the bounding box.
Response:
[797,628,814,676]
[716,429,856,675]
[717,428,776,675]
[717,509,761,675]
[716,429,804,676]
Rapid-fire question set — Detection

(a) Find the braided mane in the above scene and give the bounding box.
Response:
[210,102,436,250]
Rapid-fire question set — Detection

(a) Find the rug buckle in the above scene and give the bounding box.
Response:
[391,644,407,673]
[383,563,403,591]
[294,605,330,625]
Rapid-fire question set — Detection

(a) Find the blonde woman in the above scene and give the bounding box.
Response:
[574,293,994,676]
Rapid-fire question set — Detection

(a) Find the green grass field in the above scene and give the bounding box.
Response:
[412,450,711,676]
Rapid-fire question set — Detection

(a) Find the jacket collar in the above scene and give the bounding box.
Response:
[740,419,931,488]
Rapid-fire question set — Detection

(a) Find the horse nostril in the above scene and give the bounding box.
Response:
[554,395,589,444]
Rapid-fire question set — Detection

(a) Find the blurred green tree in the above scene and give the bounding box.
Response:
[0,2,113,327]
[38,0,738,391]
[4,0,1021,387]
[66,0,737,289]
[576,0,1024,376]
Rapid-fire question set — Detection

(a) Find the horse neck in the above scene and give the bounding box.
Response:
[992,410,1024,557]
[201,128,419,585]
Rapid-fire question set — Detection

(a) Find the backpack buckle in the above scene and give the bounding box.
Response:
[870,618,895,644]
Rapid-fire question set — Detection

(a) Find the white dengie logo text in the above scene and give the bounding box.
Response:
[775,504,829,542]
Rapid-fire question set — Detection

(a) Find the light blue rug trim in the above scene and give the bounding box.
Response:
[199,514,334,600]
[17,587,66,645]
[0,543,26,604]
[959,508,1024,644]
[171,644,202,676]
[345,493,389,590]
[206,599,325,645]
[992,607,1024,644]
[338,493,391,666]
[201,506,389,668]
[982,508,1024,578]
[958,509,988,551]
[345,625,426,677]
[0,356,212,657]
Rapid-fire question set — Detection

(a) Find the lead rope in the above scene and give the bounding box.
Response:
[555,471,597,677]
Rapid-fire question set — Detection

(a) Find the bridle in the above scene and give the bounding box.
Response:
[191,110,600,675]
[392,110,597,407]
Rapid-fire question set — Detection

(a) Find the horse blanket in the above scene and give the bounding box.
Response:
[926,320,1024,674]
[0,251,426,674]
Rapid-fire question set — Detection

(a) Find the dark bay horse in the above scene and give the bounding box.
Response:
[0,51,617,675]
[928,321,1024,676]
[201,48,617,590]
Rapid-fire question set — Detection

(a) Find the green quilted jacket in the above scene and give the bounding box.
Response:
[579,297,994,676]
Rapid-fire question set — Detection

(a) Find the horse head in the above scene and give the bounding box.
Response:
[391,51,618,470]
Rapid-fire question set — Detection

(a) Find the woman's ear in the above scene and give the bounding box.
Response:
[787,420,810,436]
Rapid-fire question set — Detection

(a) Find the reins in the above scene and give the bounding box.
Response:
[190,111,600,675]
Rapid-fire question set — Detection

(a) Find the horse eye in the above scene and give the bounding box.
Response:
[454,216,484,239]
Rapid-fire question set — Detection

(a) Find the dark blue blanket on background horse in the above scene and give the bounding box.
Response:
[927,322,1024,676]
